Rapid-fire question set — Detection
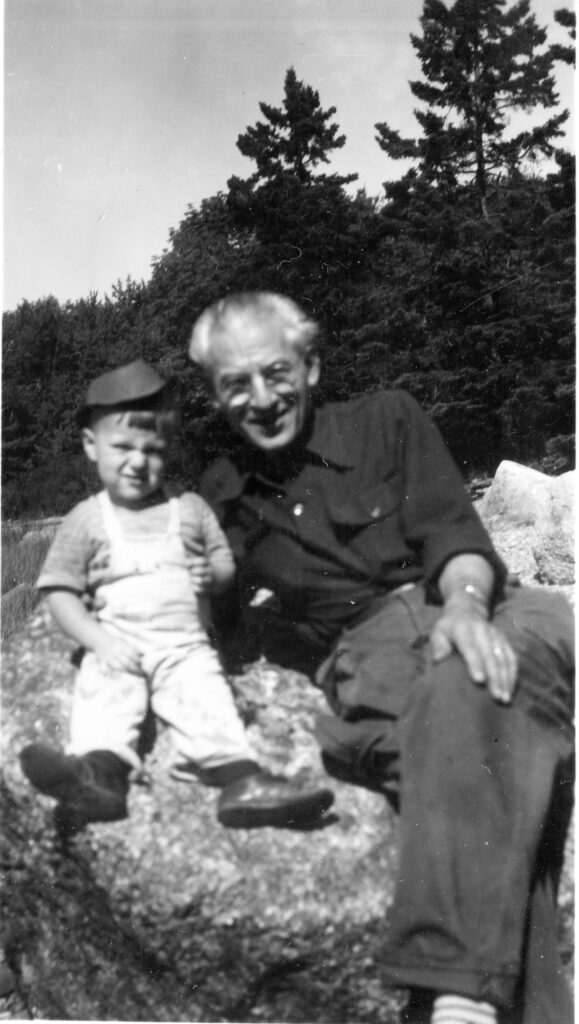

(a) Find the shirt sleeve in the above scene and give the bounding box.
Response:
[389,391,507,601]
[36,499,98,595]
[180,493,236,589]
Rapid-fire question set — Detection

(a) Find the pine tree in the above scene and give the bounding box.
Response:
[369,0,574,473]
[375,0,569,219]
[226,67,364,312]
[232,67,356,189]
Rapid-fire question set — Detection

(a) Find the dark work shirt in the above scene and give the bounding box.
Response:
[200,390,506,653]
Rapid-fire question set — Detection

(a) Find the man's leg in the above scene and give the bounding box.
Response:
[315,586,574,1020]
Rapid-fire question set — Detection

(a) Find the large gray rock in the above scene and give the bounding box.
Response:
[477,460,575,586]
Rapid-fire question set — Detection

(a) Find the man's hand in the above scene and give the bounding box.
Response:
[434,552,518,704]
[430,594,518,704]
[93,633,142,675]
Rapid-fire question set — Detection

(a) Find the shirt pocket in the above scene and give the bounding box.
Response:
[326,479,405,570]
[328,480,401,530]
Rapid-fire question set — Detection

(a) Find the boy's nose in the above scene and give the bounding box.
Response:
[129,450,148,469]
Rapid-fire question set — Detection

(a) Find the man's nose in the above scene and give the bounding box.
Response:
[249,375,276,408]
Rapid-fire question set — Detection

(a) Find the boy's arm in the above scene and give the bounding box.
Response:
[182,495,236,594]
[46,589,142,673]
[200,504,236,592]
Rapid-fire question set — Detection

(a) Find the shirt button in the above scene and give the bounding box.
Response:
[293,503,304,517]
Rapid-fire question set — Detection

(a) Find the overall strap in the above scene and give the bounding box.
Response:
[167,496,182,537]
[97,491,125,544]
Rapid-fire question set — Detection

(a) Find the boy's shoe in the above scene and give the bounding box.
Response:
[217,770,334,829]
[19,744,130,831]
[170,758,260,788]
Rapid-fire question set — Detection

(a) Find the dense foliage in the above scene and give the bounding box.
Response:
[3,1,575,519]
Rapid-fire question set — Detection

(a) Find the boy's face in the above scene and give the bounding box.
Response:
[82,412,168,507]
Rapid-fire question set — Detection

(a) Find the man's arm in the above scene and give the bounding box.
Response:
[430,553,518,704]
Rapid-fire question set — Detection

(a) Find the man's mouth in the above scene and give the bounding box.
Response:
[251,409,286,434]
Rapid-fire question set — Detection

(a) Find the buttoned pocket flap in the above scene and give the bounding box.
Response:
[328,481,400,526]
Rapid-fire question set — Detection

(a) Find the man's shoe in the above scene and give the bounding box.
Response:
[217,770,334,829]
[20,744,129,829]
[170,758,260,787]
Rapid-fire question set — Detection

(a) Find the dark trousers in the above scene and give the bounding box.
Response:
[315,585,574,1023]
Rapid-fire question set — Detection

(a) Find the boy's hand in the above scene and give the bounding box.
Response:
[189,556,213,593]
[93,634,142,674]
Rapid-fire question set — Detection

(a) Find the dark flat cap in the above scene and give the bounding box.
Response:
[77,360,167,425]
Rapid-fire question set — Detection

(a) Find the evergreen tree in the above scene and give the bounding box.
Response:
[550,7,576,66]
[226,67,363,312]
[375,0,569,219]
[370,0,574,472]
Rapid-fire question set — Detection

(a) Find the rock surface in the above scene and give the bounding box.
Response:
[1,472,574,1022]
[476,461,575,588]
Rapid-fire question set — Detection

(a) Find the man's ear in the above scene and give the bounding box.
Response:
[81,428,98,462]
[306,351,321,388]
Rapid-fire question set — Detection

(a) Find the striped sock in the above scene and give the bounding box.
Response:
[431,994,497,1024]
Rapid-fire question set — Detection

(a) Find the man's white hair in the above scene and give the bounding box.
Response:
[188,291,319,370]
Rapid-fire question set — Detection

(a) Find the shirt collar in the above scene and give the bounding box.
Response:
[304,402,356,469]
[206,401,354,502]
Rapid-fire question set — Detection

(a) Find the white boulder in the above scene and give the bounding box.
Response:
[476,460,575,586]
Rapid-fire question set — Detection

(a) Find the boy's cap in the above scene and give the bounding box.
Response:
[77,360,168,425]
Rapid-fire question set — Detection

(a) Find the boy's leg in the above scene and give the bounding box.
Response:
[68,651,148,769]
[148,642,257,772]
[149,643,334,827]
[20,653,147,830]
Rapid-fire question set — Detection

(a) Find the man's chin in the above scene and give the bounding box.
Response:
[244,423,295,451]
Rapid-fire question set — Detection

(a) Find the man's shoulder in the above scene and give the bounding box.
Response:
[199,455,245,506]
[320,388,418,417]
[316,389,422,436]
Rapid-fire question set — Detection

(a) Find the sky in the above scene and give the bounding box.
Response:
[4,0,574,311]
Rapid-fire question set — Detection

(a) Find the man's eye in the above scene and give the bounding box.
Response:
[222,378,247,393]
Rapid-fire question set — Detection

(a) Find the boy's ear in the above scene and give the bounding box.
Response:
[81,428,98,462]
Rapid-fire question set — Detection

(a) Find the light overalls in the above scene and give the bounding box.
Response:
[69,491,254,771]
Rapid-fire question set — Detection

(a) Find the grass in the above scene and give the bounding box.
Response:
[1,522,56,639]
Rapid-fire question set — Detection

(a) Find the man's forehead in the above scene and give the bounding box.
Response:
[211,315,296,370]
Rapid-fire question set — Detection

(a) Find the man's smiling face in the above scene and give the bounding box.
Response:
[208,313,320,452]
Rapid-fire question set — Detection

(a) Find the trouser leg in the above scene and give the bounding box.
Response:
[507,757,574,1024]
[316,586,574,1016]
[388,643,569,1009]
[69,652,148,770]
[148,643,256,769]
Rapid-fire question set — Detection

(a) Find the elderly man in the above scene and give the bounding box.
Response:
[188,291,574,1024]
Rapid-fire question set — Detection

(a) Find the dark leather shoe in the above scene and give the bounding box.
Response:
[217,771,334,829]
[20,744,129,829]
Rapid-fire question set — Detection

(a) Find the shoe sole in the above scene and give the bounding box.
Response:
[171,760,260,788]
[218,790,334,829]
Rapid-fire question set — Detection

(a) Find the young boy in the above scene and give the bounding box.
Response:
[20,360,333,834]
